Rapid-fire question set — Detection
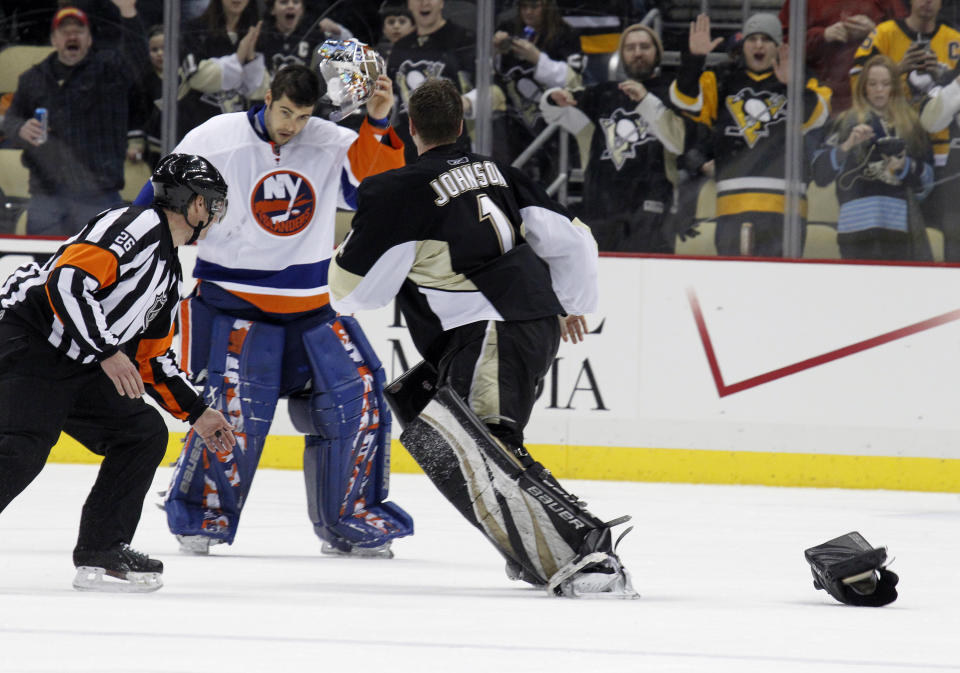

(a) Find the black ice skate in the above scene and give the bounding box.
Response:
[72,543,163,593]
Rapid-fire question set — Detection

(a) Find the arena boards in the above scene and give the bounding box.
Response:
[5,238,957,493]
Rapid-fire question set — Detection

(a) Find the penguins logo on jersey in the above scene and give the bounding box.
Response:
[396,60,446,111]
[504,64,543,128]
[199,88,248,114]
[725,88,786,148]
[271,51,307,73]
[251,170,316,236]
[598,108,655,170]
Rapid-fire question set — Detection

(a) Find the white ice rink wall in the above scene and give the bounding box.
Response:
[3,236,958,492]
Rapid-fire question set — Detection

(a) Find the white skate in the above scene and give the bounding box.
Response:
[321,541,394,559]
[176,535,223,555]
[547,552,639,599]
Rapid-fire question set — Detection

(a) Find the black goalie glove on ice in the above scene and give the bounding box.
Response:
[804,532,899,607]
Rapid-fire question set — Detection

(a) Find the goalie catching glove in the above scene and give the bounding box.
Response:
[804,531,898,607]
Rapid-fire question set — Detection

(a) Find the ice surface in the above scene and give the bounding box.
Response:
[1,464,958,672]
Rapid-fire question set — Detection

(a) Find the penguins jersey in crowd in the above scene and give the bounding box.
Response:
[0,206,206,422]
[259,17,353,77]
[496,24,584,131]
[177,17,270,138]
[155,105,403,316]
[329,145,598,361]
[571,75,683,220]
[670,53,831,218]
[812,114,934,234]
[920,76,960,176]
[259,23,321,77]
[386,21,476,161]
[853,19,960,167]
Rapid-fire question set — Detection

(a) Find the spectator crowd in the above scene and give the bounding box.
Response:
[2,0,960,262]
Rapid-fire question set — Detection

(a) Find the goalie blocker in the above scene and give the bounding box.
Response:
[385,362,638,598]
[805,531,898,607]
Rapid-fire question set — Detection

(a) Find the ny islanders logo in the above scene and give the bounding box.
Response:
[251,170,316,236]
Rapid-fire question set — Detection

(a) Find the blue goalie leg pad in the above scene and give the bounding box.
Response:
[165,315,283,544]
[290,316,413,549]
[304,435,414,549]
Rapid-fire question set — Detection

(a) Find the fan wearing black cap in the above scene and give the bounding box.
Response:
[0,153,235,593]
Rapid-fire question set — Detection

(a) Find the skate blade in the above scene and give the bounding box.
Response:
[72,567,163,593]
[321,541,395,559]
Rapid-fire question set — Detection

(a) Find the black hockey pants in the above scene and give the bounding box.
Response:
[435,316,561,451]
[0,314,167,553]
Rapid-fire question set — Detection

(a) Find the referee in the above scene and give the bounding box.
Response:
[0,153,236,592]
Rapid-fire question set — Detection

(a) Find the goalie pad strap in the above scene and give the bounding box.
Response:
[165,313,283,543]
[289,316,413,549]
[400,385,611,584]
[545,551,609,595]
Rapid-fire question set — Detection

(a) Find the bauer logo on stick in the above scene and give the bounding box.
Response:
[251,169,316,236]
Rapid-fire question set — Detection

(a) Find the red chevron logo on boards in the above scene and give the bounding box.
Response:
[687,287,960,398]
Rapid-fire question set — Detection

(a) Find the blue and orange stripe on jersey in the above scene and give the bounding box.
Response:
[193,257,332,314]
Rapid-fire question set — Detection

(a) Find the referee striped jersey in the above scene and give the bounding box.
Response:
[0,206,206,422]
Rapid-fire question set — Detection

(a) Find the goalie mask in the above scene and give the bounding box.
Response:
[313,38,385,121]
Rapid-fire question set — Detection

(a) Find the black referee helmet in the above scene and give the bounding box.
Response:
[152,153,228,219]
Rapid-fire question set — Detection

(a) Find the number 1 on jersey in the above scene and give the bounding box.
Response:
[477,194,515,254]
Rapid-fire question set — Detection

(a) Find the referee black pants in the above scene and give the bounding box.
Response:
[436,316,560,451]
[0,316,167,553]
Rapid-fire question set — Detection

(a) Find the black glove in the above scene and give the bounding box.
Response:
[680,147,708,175]
[805,532,898,607]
